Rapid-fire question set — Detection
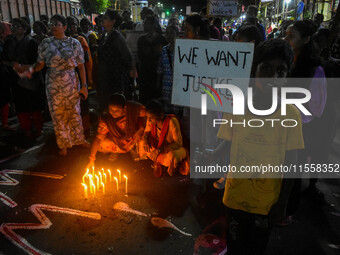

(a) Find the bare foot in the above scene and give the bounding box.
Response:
[59,148,67,156]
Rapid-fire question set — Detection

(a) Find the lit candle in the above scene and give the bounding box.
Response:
[90,180,96,197]
[98,172,102,184]
[107,169,112,182]
[124,175,128,194]
[81,183,88,198]
[101,182,105,194]
[89,179,93,194]
[114,177,119,191]
[82,169,89,183]
[95,175,99,190]
[117,169,121,183]
[102,168,105,176]
[103,173,107,183]
[88,174,93,187]
[92,166,95,176]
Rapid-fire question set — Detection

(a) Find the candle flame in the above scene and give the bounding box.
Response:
[108,169,112,182]
[95,175,99,191]
[124,175,128,179]
[81,183,88,198]
[101,182,105,194]
[114,177,119,191]
[82,169,89,183]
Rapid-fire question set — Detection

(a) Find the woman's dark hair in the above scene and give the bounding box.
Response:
[144,15,162,34]
[185,14,209,39]
[80,18,92,28]
[40,15,49,22]
[234,25,262,47]
[50,14,67,26]
[11,18,29,32]
[95,14,104,25]
[289,20,322,78]
[104,9,123,28]
[251,39,293,77]
[33,21,47,34]
[107,93,126,108]
[145,99,164,117]
[166,24,179,34]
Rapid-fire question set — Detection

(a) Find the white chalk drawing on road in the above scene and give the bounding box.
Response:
[0,169,64,208]
[151,217,192,236]
[113,202,192,236]
[113,202,149,217]
[0,204,101,255]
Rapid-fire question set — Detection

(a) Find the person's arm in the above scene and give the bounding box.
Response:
[78,63,88,100]
[86,133,106,168]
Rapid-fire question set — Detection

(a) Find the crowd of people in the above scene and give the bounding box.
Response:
[1,4,340,254]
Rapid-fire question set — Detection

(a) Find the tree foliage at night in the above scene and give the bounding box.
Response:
[81,0,109,15]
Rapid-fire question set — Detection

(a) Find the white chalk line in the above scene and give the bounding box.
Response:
[0,204,101,255]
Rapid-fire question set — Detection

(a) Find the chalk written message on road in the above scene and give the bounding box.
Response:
[172,39,254,113]
[208,0,238,16]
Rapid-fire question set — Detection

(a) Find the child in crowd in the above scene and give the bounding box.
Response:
[216,39,304,254]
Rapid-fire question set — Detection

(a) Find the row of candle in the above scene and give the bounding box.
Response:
[81,167,128,198]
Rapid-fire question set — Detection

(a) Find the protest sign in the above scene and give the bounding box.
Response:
[207,0,238,16]
[172,39,254,113]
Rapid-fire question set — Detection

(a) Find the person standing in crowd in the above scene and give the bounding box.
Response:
[233,25,263,46]
[157,25,179,113]
[244,5,266,41]
[217,39,303,255]
[86,93,145,166]
[0,21,13,131]
[80,18,98,90]
[80,18,98,51]
[141,99,189,177]
[228,28,233,41]
[24,14,88,155]
[120,10,134,30]
[33,21,48,45]
[284,20,327,222]
[94,15,105,42]
[314,13,324,28]
[97,9,133,112]
[184,14,210,40]
[135,7,154,31]
[1,18,44,138]
[137,15,167,104]
[67,17,93,89]
[66,17,93,139]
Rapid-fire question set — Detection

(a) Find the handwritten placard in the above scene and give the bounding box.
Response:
[208,0,238,16]
[172,39,254,113]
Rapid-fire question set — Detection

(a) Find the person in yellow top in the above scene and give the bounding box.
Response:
[215,39,304,255]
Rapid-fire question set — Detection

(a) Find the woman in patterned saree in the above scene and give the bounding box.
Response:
[27,14,89,156]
